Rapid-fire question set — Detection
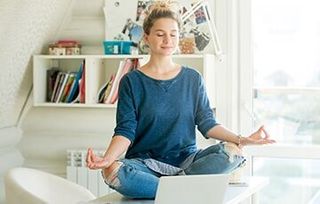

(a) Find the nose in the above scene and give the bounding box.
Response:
[163,34,171,44]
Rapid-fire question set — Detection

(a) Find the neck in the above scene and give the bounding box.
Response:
[146,54,175,73]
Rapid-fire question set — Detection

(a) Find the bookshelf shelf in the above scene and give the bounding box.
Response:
[33,54,216,108]
[33,102,117,108]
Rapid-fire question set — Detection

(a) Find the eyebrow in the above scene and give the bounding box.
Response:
[154,29,178,32]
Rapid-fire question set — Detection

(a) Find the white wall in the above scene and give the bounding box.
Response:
[19,105,116,175]
[0,0,75,202]
[17,0,106,175]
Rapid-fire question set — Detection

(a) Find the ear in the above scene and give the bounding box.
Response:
[143,33,149,46]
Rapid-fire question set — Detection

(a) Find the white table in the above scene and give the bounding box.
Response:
[86,177,269,204]
[225,177,268,204]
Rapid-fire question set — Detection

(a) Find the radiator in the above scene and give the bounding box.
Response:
[66,149,114,197]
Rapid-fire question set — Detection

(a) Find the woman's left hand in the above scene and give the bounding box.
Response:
[243,125,276,146]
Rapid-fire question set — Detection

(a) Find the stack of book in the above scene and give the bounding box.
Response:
[46,60,85,103]
[97,58,139,104]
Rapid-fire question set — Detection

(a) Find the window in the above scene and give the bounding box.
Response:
[252,0,320,144]
[250,1,320,203]
[253,157,320,204]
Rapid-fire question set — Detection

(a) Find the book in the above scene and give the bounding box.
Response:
[65,74,77,103]
[46,68,59,102]
[79,60,86,103]
[61,72,75,102]
[56,72,70,103]
[51,72,63,102]
[68,80,80,103]
[103,74,115,103]
[96,83,108,103]
[70,80,81,104]
[110,58,133,104]
[104,60,125,104]
[66,62,83,103]
[96,82,109,103]
[96,74,115,103]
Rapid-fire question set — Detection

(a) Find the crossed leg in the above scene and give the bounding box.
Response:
[101,159,160,199]
[184,142,246,175]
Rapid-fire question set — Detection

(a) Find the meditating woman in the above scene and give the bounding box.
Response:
[87,0,275,199]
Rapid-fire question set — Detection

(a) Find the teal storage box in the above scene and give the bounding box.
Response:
[103,41,133,54]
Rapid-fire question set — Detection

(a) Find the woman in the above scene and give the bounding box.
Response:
[87,1,275,199]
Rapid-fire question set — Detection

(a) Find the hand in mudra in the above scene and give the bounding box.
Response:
[244,125,276,146]
[86,148,109,170]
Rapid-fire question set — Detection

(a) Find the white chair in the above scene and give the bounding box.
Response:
[4,167,96,204]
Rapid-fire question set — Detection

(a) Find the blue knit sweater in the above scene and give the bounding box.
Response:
[114,67,218,167]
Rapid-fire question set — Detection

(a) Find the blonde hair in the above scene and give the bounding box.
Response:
[143,0,181,35]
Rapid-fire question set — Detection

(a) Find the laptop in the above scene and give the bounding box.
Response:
[155,174,229,204]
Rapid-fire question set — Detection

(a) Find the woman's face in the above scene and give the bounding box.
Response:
[144,18,179,56]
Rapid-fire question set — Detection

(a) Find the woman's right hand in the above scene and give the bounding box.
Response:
[86,148,110,170]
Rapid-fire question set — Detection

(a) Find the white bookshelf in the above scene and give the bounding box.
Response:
[33,54,216,108]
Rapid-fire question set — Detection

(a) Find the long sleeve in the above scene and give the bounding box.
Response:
[113,76,137,143]
[195,75,218,138]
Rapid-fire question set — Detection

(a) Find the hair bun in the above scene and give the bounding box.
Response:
[143,0,182,35]
[148,0,179,13]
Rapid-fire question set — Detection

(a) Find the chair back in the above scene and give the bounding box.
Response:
[4,167,96,204]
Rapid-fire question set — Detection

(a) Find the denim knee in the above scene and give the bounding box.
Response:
[184,143,246,175]
[107,162,137,190]
[222,142,246,167]
[101,161,124,189]
[107,160,159,199]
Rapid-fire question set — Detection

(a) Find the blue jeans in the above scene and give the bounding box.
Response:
[105,143,245,199]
